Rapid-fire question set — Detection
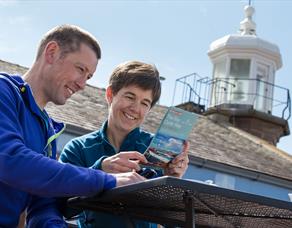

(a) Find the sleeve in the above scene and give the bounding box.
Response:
[59,138,108,170]
[90,156,108,170]
[26,196,68,228]
[0,79,116,198]
[58,137,113,219]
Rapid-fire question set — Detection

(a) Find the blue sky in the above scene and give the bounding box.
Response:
[1,0,291,154]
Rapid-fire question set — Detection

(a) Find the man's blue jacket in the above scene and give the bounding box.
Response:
[0,73,116,227]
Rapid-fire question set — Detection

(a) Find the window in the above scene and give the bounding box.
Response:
[211,60,227,106]
[255,62,270,112]
[214,60,226,79]
[229,59,251,103]
[230,59,250,78]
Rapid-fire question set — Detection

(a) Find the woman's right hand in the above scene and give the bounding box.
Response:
[101,151,148,173]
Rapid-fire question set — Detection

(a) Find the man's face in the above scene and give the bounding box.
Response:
[107,85,153,134]
[44,43,98,105]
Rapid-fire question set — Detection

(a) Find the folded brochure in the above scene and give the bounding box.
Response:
[143,106,198,169]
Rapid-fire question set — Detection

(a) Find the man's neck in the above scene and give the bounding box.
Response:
[23,64,46,110]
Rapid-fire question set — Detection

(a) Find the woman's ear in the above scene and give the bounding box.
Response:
[105,86,113,104]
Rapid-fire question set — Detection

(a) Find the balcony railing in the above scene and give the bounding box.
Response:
[172,73,291,120]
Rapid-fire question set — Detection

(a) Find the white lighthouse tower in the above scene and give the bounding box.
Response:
[208,5,282,113]
[205,4,289,145]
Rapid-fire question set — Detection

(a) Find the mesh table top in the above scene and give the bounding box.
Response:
[68,176,292,228]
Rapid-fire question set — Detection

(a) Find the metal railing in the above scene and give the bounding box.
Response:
[172,73,291,120]
[172,73,210,109]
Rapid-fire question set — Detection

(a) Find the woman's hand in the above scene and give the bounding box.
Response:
[101,151,147,173]
[164,141,190,178]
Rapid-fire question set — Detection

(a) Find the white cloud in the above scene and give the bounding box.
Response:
[8,16,31,26]
[0,0,18,7]
[0,45,17,54]
[0,1,31,28]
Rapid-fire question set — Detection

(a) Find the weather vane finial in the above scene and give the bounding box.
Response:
[239,1,256,35]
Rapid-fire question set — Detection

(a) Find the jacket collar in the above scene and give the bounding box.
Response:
[100,120,143,152]
[1,73,45,117]
[0,73,65,158]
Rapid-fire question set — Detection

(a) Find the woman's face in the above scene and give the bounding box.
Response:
[107,85,153,134]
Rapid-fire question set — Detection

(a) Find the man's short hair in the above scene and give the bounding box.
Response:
[36,24,101,60]
[109,61,161,107]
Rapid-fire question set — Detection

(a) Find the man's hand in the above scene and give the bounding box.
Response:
[101,151,148,173]
[112,171,146,187]
[165,141,190,178]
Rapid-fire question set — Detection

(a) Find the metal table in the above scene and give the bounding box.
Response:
[67,176,292,228]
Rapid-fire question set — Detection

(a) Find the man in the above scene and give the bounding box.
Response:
[60,61,189,227]
[0,25,144,228]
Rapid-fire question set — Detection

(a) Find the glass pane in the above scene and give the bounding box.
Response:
[255,63,270,112]
[211,60,227,106]
[230,59,250,78]
[214,60,226,79]
[231,79,249,102]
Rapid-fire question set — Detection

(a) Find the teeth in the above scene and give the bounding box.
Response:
[67,87,74,95]
[124,112,135,120]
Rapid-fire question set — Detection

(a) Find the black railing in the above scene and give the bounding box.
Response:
[172,73,291,120]
[172,73,210,109]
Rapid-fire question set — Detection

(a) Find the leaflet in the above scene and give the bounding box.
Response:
[144,106,198,169]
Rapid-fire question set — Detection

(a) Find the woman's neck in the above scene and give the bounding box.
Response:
[106,122,127,152]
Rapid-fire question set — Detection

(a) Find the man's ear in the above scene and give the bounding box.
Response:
[44,41,60,64]
[105,86,113,104]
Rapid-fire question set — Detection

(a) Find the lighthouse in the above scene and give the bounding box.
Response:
[205,4,289,145]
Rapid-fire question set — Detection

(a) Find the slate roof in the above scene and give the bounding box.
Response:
[47,87,292,182]
[0,59,28,75]
[1,59,292,183]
